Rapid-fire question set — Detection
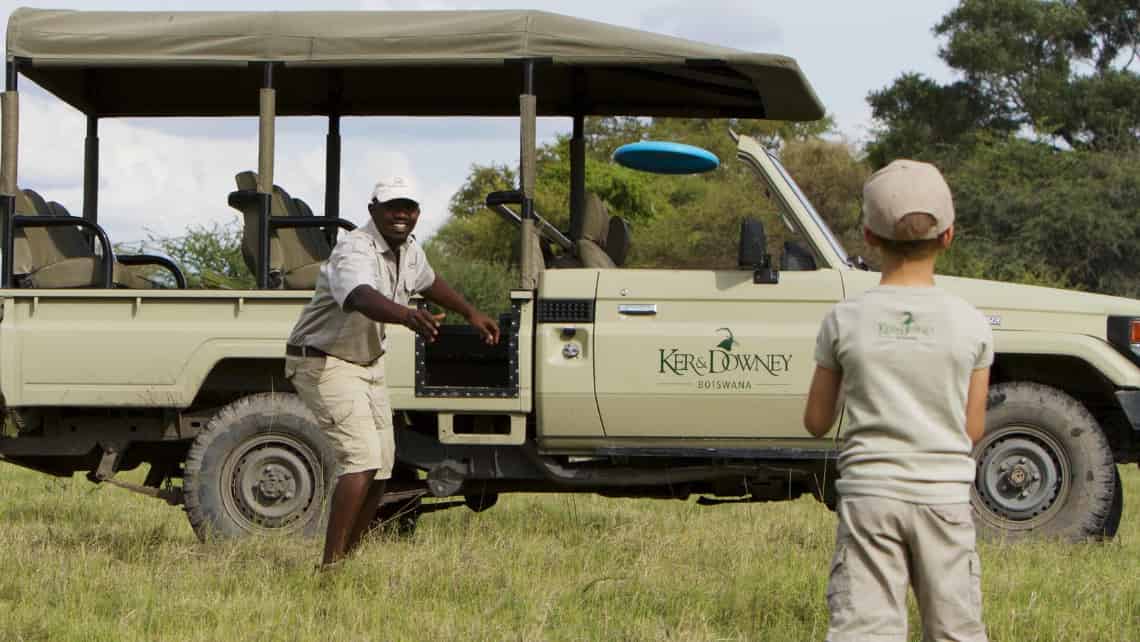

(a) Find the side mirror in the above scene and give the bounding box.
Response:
[738,218,778,284]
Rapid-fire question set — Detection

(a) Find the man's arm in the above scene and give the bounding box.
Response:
[423,276,500,345]
[344,284,443,341]
[804,365,843,437]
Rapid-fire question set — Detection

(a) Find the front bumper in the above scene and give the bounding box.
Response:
[1115,390,1140,433]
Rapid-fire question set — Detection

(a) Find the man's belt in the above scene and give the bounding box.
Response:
[285,344,379,367]
[285,343,332,359]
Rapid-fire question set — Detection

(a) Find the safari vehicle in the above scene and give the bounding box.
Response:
[0,9,1135,543]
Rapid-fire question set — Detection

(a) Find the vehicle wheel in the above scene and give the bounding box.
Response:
[370,465,421,537]
[1104,466,1123,539]
[972,382,1118,542]
[184,393,335,541]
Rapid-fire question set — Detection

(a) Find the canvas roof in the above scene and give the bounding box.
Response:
[5,8,825,120]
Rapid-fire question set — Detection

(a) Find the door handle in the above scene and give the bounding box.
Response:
[618,304,658,316]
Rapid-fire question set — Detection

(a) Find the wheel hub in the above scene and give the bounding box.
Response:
[977,435,1060,521]
[225,436,320,530]
[254,463,296,501]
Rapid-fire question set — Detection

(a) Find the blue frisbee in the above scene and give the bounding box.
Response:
[612,141,720,175]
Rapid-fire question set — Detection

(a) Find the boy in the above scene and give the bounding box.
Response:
[803,160,993,641]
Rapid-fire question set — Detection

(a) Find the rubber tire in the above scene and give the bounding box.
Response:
[184,393,336,541]
[973,382,1117,542]
[1104,466,1123,539]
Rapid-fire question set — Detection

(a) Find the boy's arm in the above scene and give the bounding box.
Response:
[804,365,843,437]
[965,367,990,444]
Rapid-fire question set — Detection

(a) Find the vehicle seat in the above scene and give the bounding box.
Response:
[605,215,631,267]
[11,189,154,288]
[231,171,330,289]
[575,193,617,269]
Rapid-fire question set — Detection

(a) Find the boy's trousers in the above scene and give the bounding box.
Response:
[826,496,987,642]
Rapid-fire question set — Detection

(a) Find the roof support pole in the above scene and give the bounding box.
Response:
[83,115,99,226]
[518,60,538,290]
[1,60,19,288]
[325,112,341,243]
[256,62,276,289]
[568,114,586,241]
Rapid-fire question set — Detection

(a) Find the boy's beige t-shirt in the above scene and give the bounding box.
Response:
[815,286,994,504]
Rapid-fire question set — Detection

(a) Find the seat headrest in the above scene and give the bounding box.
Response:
[293,198,314,217]
[233,170,299,217]
[47,201,73,217]
[234,171,258,191]
[606,216,631,267]
[17,188,51,216]
[580,193,610,246]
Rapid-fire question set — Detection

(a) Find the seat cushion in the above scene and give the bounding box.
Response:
[114,263,159,289]
[283,261,322,290]
[26,256,102,288]
[576,239,615,269]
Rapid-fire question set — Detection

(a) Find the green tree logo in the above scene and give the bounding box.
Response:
[715,328,739,352]
[902,312,915,331]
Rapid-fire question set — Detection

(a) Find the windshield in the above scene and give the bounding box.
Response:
[764,150,851,265]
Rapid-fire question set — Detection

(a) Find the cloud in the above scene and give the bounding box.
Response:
[641,0,783,51]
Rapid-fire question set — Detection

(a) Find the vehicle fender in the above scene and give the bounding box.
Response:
[995,331,1140,389]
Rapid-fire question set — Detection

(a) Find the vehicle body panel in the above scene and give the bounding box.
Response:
[593,268,842,440]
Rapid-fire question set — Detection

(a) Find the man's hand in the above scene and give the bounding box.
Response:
[404,308,445,342]
[467,311,500,345]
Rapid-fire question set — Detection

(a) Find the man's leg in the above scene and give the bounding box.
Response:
[343,478,387,557]
[337,357,398,557]
[323,469,378,566]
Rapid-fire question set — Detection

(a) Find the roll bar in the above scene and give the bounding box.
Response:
[485,190,573,252]
[116,254,188,289]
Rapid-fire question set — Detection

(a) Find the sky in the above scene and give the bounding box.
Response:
[0,0,961,245]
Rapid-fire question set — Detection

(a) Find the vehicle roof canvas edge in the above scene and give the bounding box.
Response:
[5,8,824,120]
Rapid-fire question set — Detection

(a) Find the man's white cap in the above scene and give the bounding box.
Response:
[863,159,955,240]
[371,176,418,204]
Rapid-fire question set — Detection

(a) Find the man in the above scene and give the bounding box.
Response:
[285,176,500,567]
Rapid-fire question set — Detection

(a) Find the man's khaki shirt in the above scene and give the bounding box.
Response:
[288,220,435,364]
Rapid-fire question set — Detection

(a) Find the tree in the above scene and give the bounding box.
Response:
[119,220,254,289]
[868,0,1140,160]
[429,116,859,273]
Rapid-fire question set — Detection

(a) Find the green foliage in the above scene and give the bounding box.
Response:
[435,117,853,272]
[120,220,254,289]
[778,139,870,258]
[422,244,517,323]
[869,0,1140,159]
[942,137,1140,295]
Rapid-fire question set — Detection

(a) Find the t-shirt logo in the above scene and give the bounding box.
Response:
[879,311,934,340]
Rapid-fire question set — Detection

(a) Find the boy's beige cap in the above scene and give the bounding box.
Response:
[863,159,954,240]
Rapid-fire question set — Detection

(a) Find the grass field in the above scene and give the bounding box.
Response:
[0,464,1137,642]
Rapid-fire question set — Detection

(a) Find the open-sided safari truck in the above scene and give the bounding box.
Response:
[1,9,1137,542]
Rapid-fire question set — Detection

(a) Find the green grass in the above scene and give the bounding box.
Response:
[0,465,1137,641]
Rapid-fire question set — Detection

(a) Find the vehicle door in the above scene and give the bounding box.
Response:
[591,135,849,441]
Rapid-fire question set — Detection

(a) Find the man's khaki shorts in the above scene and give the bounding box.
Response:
[826,496,987,642]
[285,354,394,480]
